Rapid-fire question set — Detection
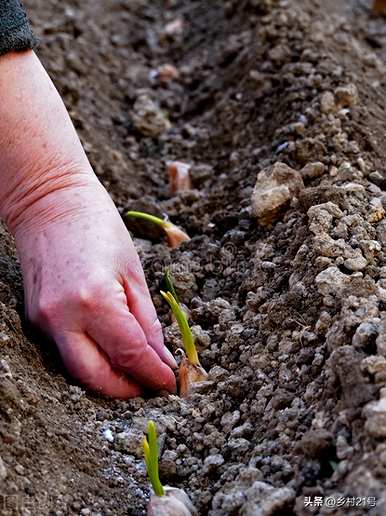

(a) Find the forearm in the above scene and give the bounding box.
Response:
[0,51,104,237]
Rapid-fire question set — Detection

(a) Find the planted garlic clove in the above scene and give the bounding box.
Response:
[164,223,191,249]
[168,161,192,193]
[179,357,208,398]
[373,0,386,14]
[125,211,190,249]
[148,487,197,516]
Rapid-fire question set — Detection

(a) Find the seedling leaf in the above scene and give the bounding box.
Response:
[125,210,190,249]
[160,290,199,365]
[143,421,164,497]
[125,210,167,228]
[164,268,180,304]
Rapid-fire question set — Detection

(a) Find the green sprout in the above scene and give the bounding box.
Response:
[126,210,169,228]
[125,210,190,249]
[160,290,199,366]
[143,420,164,497]
[164,268,180,304]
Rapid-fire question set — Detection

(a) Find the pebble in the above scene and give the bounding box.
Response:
[251,162,304,226]
[334,83,359,107]
[0,457,7,480]
[344,250,368,271]
[15,464,25,475]
[364,388,386,438]
[353,320,379,348]
[203,454,225,473]
[315,266,350,296]
[221,411,241,433]
[102,429,114,443]
[300,161,325,180]
[320,91,336,113]
[132,94,171,137]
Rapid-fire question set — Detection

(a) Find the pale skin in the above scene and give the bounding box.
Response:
[0,50,177,398]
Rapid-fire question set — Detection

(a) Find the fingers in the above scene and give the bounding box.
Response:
[123,277,177,369]
[54,330,143,399]
[86,299,177,393]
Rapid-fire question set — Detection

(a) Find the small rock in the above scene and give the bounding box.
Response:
[227,438,250,454]
[221,411,241,433]
[300,161,325,180]
[335,83,359,108]
[132,94,171,137]
[191,325,211,350]
[369,171,385,186]
[15,464,25,475]
[114,429,143,457]
[151,64,180,85]
[360,240,382,262]
[315,266,350,296]
[189,163,213,186]
[102,428,114,443]
[0,359,12,379]
[362,356,386,383]
[251,162,304,226]
[203,454,225,473]
[336,435,353,460]
[353,321,379,349]
[0,457,7,480]
[376,314,386,357]
[68,385,84,402]
[296,429,333,458]
[268,44,290,65]
[364,388,386,438]
[320,91,336,113]
[163,18,185,37]
[241,481,295,516]
[160,450,178,477]
[344,249,368,271]
[367,197,385,223]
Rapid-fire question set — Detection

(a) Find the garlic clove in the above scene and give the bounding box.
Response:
[179,357,208,398]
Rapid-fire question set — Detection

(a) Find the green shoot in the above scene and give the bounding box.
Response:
[143,420,164,497]
[164,268,180,304]
[125,210,190,249]
[125,210,170,228]
[160,290,199,365]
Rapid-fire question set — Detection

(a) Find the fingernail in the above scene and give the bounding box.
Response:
[163,347,177,369]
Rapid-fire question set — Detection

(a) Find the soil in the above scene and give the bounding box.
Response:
[1,0,386,514]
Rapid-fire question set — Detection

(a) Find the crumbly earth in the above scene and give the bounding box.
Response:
[1,0,386,514]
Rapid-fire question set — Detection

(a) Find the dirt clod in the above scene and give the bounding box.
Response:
[251,162,304,226]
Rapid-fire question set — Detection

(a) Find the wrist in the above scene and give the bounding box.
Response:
[0,51,108,240]
[2,162,110,241]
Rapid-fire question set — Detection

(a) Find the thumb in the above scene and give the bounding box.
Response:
[86,300,177,393]
[55,330,143,399]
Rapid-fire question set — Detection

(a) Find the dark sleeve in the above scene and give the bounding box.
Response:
[0,0,36,56]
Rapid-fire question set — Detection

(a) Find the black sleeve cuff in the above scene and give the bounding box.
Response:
[0,1,37,56]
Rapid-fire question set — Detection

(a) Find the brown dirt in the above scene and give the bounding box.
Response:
[1,0,386,514]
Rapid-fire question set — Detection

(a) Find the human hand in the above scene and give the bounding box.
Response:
[0,51,176,398]
[13,177,177,398]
